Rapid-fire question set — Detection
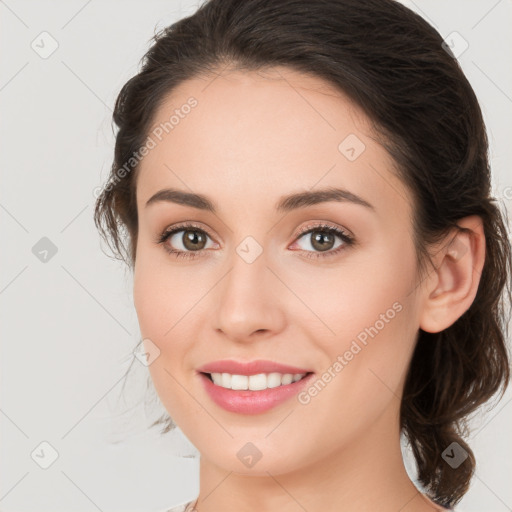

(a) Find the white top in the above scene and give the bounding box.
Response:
[161,500,195,512]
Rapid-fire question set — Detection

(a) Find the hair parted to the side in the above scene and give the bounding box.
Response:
[94,0,512,507]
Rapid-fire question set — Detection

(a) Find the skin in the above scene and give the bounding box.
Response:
[132,66,485,512]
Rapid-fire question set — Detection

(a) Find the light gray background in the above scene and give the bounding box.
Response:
[1,1,511,511]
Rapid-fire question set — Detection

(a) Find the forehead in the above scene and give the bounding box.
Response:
[136,66,411,220]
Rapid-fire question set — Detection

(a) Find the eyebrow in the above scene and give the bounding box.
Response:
[145,186,375,213]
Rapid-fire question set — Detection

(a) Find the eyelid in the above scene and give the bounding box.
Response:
[157,220,355,260]
[158,220,352,241]
[293,221,353,240]
[155,221,218,244]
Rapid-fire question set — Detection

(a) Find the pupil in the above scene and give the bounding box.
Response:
[312,231,334,251]
[184,230,205,250]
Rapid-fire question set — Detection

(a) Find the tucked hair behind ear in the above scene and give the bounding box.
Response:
[94,0,512,507]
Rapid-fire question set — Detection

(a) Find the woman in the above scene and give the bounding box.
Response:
[94,0,511,510]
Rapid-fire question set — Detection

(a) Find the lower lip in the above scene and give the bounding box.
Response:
[198,372,315,414]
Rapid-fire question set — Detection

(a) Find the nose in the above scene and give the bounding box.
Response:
[213,247,287,343]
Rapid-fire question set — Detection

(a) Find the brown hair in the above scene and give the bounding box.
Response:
[94,0,511,507]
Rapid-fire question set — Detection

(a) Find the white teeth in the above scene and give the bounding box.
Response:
[209,372,307,390]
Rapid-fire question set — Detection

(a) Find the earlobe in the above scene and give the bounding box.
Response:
[419,215,486,334]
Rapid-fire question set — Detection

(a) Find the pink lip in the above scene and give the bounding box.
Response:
[198,371,315,414]
[196,359,313,375]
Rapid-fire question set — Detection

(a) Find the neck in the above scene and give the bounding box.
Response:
[193,405,442,512]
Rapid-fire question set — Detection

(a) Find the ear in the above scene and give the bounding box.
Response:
[419,215,486,333]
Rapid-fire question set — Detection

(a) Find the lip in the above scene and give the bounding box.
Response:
[196,359,313,376]
[198,371,315,414]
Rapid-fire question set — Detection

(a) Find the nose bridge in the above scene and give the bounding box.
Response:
[223,235,272,310]
[213,232,285,340]
[223,215,272,291]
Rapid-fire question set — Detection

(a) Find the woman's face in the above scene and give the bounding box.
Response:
[133,66,425,475]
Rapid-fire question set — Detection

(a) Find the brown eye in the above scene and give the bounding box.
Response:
[179,229,208,251]
[157,223,216,259]
[291,223,355,260]
[309,230,336,252]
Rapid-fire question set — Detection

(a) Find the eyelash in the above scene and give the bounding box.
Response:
[156,222,355,261]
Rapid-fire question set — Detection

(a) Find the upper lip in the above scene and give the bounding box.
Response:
[197,359,314,376]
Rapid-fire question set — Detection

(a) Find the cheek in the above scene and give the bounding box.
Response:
[132,249,208,375]
[133,237,187,337]
[297,250,415,347]
[296,279,417,444]
[133,224,227,343]
[133,266,167,339]
[301,240,419,391]
[133,259,200,423]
